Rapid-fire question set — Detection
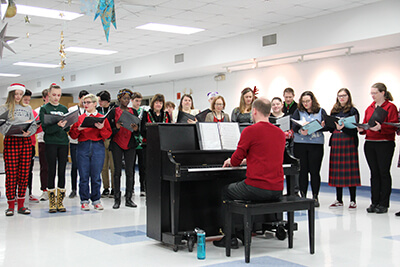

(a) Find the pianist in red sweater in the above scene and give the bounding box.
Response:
[214,97,286,248]
[69,94,112,211]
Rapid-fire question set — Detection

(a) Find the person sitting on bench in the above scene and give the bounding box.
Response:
[214,97,286,248]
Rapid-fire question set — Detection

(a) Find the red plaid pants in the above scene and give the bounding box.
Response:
[3,136,32,200]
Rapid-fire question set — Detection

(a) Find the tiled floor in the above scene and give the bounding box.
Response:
[1,158,400,266]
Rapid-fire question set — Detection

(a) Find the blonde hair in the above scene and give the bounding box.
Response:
[5,90,27,120]
[82,94,98,104]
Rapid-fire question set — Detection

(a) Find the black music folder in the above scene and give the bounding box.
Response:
[384,122,400,128]
[177,111,196,123]
[195,109,211,122]
[5,114,38,136]
[353,106,388,129]
[196,122,241,150]
[118,110,140,132]
[43,109,79,129]
[80,108,112,128]
[0,110,9,127]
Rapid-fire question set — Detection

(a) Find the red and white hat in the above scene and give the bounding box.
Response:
[7,83,26,94]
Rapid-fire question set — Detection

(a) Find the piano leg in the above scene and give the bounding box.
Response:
[170,181,181,236]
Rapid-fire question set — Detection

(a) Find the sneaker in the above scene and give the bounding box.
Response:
[348,202,357,209]
[29,195,40,203]
[366,204,376,213]
[94,203,104,210]
[140,191,146,197]
[101,189,110,198]
[395,211,400,216]
[69,190,77,198]
[40,191,48,201]
[81,203,90,211]
[329,200,344,209]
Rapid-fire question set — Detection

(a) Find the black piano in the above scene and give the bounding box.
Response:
[146,123,299,251]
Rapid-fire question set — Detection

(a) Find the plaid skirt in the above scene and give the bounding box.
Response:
[329,130,361,187]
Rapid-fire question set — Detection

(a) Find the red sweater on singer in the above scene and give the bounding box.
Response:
[362,100,398,141]
[230,121,286,191]
[69,112,112,142]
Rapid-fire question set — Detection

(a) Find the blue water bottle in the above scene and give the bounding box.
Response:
[196,228,206,260]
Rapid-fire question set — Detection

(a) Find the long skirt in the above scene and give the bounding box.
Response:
[329,130,361,187]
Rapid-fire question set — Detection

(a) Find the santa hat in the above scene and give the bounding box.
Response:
[7,83,26,94]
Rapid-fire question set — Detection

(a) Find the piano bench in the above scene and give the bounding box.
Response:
[223,196,315,263]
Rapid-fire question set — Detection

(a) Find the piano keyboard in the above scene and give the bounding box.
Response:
[186,164,291,173]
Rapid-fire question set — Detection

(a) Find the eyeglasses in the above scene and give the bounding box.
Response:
[337,94,348,98]
[83,101,93,105]
[302,100,311,104]
[215,103,224,106]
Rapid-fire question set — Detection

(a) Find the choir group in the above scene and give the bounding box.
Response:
[1,82,399,216]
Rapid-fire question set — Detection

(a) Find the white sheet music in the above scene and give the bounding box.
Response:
[218,122,241,150]
[197,123,222,150]
[276,116,290,132]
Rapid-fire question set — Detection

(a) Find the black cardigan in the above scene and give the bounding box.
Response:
[327,107,360,147]
[108,107,140,150]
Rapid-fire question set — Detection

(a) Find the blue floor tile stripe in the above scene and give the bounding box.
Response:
[204,255,306,266]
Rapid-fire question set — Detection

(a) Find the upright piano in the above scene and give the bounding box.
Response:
[146,123,299,251]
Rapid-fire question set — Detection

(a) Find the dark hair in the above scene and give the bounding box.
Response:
[24,89,32,97]
[42,89,49,99]
[239,87,255,113]
[331,88,354,114]
[165,101,175,109]
[96,90,111,102]
[132,92,143,100]
[252,98,271,116]
[372,82,393,101]
[49,84,61,92]
[298,91,321,113]
[211,96,226,111]
[150,94,165,110]
[283,87,295,95]
[79,90,89,98]
[117,88,133,101]
[178,94,195,111]
[271,97,282,103]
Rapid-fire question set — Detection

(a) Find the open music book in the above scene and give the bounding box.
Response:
[0,110,9,127]
[43,109,79,129]
[291,118,323,135]
[197,122,241,150]
[324,115,357,129]
[80,108,113,128]
[269,115,290,132]
[6,114,38,136]
[118,110,140,132]
[352,106,388,129]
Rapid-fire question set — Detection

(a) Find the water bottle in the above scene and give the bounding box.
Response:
[196,228,206,260]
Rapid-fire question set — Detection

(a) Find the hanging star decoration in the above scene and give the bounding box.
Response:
[59,31,66,70]
[94,0,116,42]
[80,0,97,15]
[24,15,30,23]
[1,0,9,21]
[0,23,18,59]
[61,76,65,82]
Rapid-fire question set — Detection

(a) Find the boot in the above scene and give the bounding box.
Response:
[57,188,66,212]
[125,191,137,208]
[48,189,57,213]
[113,191,121,209]
[313,194,320,208]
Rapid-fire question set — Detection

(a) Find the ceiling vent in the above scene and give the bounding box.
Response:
[115,66,121,74]
[175,53,184,63]
[70,74,76,82]
[37,81,41,88]
[262,34,277,47]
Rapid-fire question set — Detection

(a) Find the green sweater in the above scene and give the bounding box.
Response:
[39,103,70,145]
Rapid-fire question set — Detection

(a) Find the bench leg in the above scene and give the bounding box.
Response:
[287,211,294,249]
[244,209,252,263]
[308,203,315,254]
[225,203,232,257]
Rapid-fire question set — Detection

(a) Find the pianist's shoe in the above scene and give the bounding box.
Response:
[213,236,239,249]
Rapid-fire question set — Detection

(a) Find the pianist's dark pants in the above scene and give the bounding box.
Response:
[223,181,282,202]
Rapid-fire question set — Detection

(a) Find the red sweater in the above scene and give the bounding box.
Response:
[69,113,112,142]
[362,100,398,141]
[231,121,286,191]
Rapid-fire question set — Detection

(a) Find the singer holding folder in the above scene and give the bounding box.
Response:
[357,83,398,214]
[69,94,112,211]
[0,83,37,216]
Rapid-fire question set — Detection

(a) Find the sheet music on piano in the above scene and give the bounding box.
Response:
[196,122,241,150]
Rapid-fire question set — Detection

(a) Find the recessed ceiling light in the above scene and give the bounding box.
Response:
[13,62,60,68]
[65,47,118,55]
[0,73,21,77]
[17,5,83,21]
[136,23,205,35]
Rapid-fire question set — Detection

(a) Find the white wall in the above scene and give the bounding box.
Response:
[110,48,400,188]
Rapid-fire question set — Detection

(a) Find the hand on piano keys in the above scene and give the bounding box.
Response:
[223,158,232,168]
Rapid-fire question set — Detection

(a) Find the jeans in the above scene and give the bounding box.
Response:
[70,143,78,191]
[46,144,68,189]
[111,142,135,195]
[77,140,105,204]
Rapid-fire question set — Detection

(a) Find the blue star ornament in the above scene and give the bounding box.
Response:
[94,0,117,42]
[0,23,18,59]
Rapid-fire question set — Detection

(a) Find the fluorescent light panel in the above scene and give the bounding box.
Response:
[65,47,118,55]
[14,62,60,68]
[136,23,205,35]
[0,73,21,77]
[17,5,83,21]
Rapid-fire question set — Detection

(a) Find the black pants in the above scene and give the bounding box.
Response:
[223,180,282,202]
[45,144,68,189]
[70,143,78,191]
[294,143,323,197]
[27,145,35,195]
[112,143,136,195]
[336,187,356,203]
[133,148,146,192]
[364,141,395,208]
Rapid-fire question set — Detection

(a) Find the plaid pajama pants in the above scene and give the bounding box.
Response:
[3,136,32,200]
